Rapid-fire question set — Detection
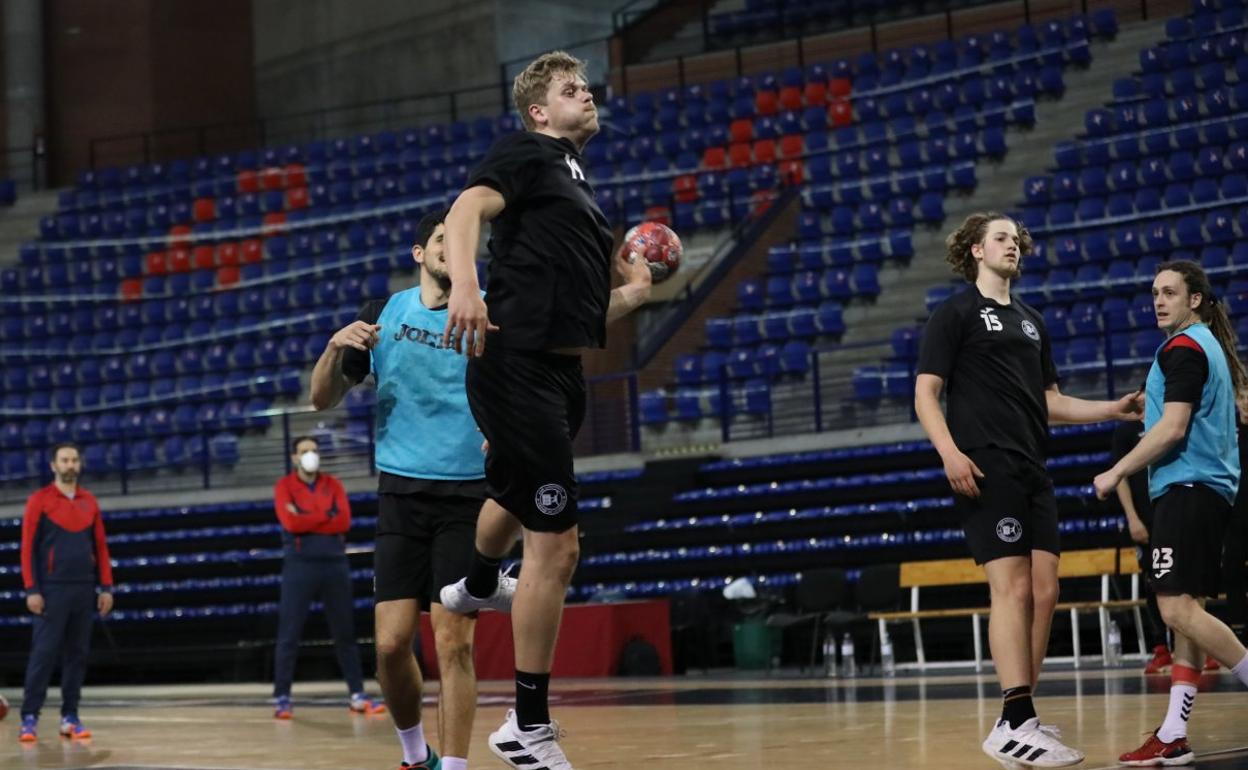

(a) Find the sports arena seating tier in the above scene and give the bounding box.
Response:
[0,9,1118,482]
[637,13,1118,427]
[0,427,1127,680]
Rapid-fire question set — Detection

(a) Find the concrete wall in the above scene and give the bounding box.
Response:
[251,0,621,144]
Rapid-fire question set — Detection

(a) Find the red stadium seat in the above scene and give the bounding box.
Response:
[260,167,285,191]
[803,81,828,105]
[753,139,777,164]
[750,190,774,216]
[241,239,263,264]
[779,160,804,185]
[236,170,259,194]
[120,278,143,301]
[285,186,309,209]
[779,86,803,111]
[729,118,754,144]
[168,224,193,249]
[217,266,240,287]
[192,198,215,223]
[284,163,307,188]
[755,90,779,116]
[728,142,753,167]
[673,174,698,203]
[829,77,852,98]
[779,135,805,158]
[829,99,853,127]
[145,251,168,276]
[702,146,728,169]
[642,205,671,226]
[217,242,240,267]
[262,212,287,234]
[193,245,217,270]
[168,247,192,273]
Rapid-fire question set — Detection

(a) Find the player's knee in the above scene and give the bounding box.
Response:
[551,539,580,582]
[1157,595,1193,631]
[991,571,1033,605]
[434,634,474,673]
[1032,577,1059,610]
[375,631,415,663]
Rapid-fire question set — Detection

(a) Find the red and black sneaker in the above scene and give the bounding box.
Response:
[1119,730,1194,766]
[1143,645,1172,675]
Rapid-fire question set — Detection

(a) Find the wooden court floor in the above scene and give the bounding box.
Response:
[1,669,1246,770]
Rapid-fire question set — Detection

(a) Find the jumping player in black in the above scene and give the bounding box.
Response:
[914,212,1143,768]
[441,51,652,770]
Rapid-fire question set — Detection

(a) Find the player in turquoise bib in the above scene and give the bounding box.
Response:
[1094,260,1248,765]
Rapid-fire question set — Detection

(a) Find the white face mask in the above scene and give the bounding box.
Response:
[298,451,320,474]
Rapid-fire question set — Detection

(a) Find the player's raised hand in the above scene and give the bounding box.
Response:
[445,286,498,357]
[329,321,381,352]
[941,449,985,498]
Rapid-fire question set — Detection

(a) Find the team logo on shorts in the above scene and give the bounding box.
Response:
[535,484,568,516]
[996,517,1023,543]
[1021,320,1040,341]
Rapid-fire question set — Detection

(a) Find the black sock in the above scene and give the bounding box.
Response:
[465,548,502,598]
[1001,686,1037,730]
[515,670,550,729]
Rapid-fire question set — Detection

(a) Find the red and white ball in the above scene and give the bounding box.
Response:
[623,221,682,284]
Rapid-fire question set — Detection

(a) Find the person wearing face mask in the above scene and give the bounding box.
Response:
[18,442,113,743]
[271,435,384,720]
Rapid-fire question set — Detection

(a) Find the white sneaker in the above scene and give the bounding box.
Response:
[439,574,517,614]
[489,709,573,770]
[982,718,1084,768]
[992,726,1060,770]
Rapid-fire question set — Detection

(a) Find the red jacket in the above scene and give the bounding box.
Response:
[273,472,350,557]
[21,484,113,592]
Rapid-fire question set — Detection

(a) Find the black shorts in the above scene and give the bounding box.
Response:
[466,346,586,533]
[955,448,1061,565]
[373,490,481,605]
[1148,483,1231,598]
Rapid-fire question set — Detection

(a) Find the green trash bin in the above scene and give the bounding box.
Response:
[733,618,780,670]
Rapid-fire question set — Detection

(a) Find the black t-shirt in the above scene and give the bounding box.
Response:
[1110,421,1152,526]
[341,298,487,499]
[466,131,614,350]
[917,286,1059,467]
[1158,334,1208,408]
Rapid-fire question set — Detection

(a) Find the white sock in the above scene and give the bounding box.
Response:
[1233,653,1248,687]
[1156,682,1197,743]
[396,722,428,765]
[441,758,468,770]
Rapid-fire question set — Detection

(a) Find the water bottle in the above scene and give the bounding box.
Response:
[1106,619,1122,668]
[840,632,857,678]
[880,633,896,677]
[822,633,838,677]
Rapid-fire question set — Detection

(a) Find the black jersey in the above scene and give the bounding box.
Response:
[466,131,614,351]
[917,285,1059,467]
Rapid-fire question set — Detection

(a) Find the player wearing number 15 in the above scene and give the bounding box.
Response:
[914,212,1143,768]
[1093,261,1248,766]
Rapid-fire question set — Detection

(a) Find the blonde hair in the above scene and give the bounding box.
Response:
[513,51,588,131]
[944,211,1033,282]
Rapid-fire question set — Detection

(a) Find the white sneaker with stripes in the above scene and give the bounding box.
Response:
[439,573,517,614]
[489,709,573,770]
[982,718,1084,767]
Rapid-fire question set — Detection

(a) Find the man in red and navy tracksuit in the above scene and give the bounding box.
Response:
[271,435,384,719]
[19,442,113,743]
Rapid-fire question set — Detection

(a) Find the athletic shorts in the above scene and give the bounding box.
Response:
[955,448,1061,565]
[373,490,481,605]
[465,346,586,533]
[1148,483,1231,598]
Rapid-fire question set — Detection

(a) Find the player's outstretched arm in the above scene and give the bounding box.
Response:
[1045,384,1144,425]
[1093,401,1192,499]
[310,321,380,410]
[444,186,504,356]
[606,244,653,324]
[914,373,984,498]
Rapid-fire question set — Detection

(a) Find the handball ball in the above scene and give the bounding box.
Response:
[623,221,682,284]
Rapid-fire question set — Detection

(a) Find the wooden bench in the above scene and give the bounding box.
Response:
[868,547,1147,671]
